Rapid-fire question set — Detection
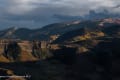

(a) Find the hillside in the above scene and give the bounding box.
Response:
[53,27,105,44]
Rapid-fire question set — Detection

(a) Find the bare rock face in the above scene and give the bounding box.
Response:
[0,40,51,62]
[0,40,37,62]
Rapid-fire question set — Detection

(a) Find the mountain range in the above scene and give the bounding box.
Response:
[0,18,120,80]
[0,18,120,41]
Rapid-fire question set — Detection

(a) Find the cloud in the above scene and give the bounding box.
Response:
[0,0,119,29]
[4,0,120,15]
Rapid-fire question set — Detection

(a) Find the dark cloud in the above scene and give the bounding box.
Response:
[0,0,119,29]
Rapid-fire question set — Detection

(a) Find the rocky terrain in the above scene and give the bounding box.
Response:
[0,18,120,80]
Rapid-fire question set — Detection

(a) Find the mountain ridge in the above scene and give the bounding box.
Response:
[0,18,119,40]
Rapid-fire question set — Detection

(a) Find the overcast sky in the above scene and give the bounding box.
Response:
[0,0,120,29]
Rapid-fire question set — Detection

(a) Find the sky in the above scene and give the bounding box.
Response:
[0,0,120,29]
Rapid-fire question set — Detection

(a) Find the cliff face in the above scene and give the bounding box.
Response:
[0,40,50,62]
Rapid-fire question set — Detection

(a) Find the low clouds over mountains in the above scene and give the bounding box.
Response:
[0,0,120,29]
